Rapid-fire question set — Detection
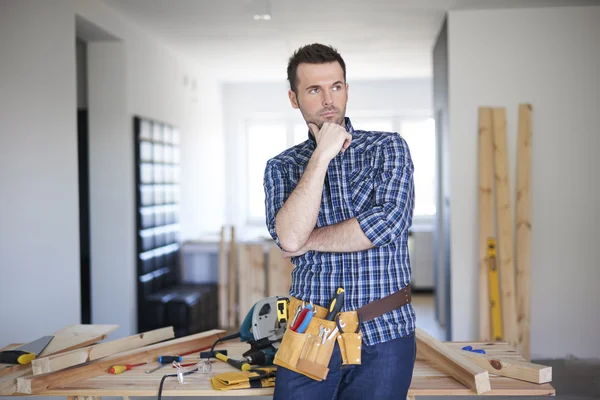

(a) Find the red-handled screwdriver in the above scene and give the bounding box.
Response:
[108,362,147,374]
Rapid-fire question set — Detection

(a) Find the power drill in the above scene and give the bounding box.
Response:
[244,346,277,366]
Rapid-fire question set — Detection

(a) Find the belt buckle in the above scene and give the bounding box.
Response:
[335,312,361,334]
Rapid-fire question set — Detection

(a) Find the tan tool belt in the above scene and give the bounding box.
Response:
[274,285,412,381]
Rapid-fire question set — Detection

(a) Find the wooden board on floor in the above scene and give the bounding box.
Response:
[31,327,174,375]
[17,330,226,394]
[516,103,533,360]
[492,107,519,349]
[416,328,491,394]
[29,341,554,397]
[237,243,266,318]
[478,107,494,341]
[267,243,293,297]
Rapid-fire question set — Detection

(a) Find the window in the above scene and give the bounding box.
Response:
[400,119,436,216]
[244,115,436,225]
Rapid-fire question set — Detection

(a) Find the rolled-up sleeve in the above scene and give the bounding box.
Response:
[356,134,415,247]
[263,159,289,250]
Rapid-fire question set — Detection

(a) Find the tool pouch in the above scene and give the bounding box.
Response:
[336,310,362,365]
[274,314,337,381]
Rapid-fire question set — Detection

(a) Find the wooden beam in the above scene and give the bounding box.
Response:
[478,107,494,341]
[492,107,519,349]
[267,243,293,297]
[218,226,229,328]
[228,226,237,328]
[238,243,266,318]
[17,329,226,394]
[31,327,174,375]
[516,104,533,360]
[460,349,551,384]
[415,328,491,394]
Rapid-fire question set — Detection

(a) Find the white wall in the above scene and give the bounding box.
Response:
[87,41,133,337]
[448,6,600,358]
[75,0,219,337]
[0,0,219,345]
[0,0,81,345]
[222,78,433,238]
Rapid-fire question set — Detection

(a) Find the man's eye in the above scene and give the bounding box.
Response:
[309,88,319,94]
[333,85,342,91]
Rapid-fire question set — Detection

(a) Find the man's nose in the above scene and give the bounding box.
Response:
[322,91,333,106]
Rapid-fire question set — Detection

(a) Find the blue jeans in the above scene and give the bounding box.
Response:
[273,331,416,400]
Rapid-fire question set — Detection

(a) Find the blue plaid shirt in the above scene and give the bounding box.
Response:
[263,117,416,346]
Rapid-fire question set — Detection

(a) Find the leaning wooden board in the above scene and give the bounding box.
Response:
[14,341,554,397]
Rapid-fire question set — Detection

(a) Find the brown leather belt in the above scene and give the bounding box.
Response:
[356,284,412,322]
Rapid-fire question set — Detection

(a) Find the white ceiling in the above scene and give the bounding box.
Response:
[103,0,598,81]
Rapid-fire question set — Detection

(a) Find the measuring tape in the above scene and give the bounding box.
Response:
[487,238,503,341]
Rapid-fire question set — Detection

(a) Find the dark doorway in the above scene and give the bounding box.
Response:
[77,38,91,324]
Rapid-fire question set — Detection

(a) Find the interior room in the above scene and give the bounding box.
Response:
[1,0,599,399]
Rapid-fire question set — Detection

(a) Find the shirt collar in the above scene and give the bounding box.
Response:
[307,117,354,146]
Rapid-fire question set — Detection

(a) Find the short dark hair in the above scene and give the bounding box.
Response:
[287,43,346,94]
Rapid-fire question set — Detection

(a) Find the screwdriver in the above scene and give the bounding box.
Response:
[108,362,147,374]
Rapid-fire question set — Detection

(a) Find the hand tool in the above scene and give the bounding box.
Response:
[320,326,331,344]
[290,304,312,332]
[296,308,315,334]
[214,352,251,371]
[290,305,302,327]
[325,287,345,320]
[145,363,167,374]
[144,355,184,373]
[462,345,486,354]
[487,238,503,341]
[0,336,54,365]
[327,327,339,341]
[108,362,147,374]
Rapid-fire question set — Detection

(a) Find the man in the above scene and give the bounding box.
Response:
[263,43,416,399]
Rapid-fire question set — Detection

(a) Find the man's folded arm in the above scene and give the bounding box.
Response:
[300,134,414,254]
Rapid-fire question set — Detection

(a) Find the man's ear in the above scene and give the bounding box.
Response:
[288,90,299,109]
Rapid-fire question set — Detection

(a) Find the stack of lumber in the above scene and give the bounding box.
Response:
[0,324,225,395]
[478,104,533,359]
[218,226,294,329]
[415,327,552,396]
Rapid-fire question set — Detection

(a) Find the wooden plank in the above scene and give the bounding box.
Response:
[415,328,491,394]
[516,103,533,360]
[228,226,237,328]
[31,327,174,375]
[267,243,294,297]
[237,243,266,318]
[17,329,226,394]
[478,107,494,341]
[491,107,519,349]
[1,325,119,375]
[459,349,551,384]
[218,226,229,328]
[40,324,120,357]
[0,324,118,395]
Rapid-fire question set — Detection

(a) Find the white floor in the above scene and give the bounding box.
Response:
[412,292,446,341]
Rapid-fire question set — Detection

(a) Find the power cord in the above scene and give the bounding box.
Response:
[156,332,241,399]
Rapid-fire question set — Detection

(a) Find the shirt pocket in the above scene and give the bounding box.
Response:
[347,164,375,214]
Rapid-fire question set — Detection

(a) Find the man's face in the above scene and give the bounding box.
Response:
[288,62,348,129]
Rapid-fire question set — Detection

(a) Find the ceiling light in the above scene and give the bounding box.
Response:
[252,0,271,21]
